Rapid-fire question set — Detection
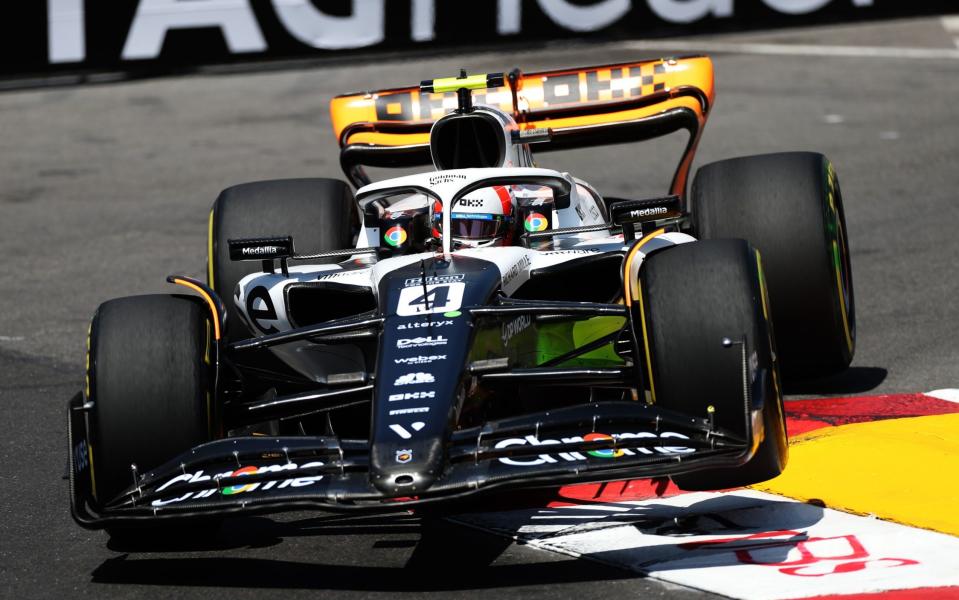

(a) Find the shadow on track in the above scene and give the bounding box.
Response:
[94,514,634,591]
[784,366,887,396]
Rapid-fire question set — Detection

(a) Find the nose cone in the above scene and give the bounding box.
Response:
[369,438,444,495]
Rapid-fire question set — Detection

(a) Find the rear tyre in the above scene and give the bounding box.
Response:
[209,178,355,343]
[639,239,787,491]
[691,152,854,376]
[88,295,212,513]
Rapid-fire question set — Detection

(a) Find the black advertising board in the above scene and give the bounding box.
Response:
[1,1,954,80]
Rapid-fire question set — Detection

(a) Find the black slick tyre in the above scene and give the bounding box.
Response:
[639,239,787,491]
[208,178,355,343]
[691,152,854,376]
[87,294,212,509]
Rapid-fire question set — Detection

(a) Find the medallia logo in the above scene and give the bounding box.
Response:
[524,212,548,232]
[384,225,407,247]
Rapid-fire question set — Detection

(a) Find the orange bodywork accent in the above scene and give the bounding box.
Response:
[330,56,715,149]
[171,278,222,341]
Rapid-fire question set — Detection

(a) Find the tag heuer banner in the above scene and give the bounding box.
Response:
[1,1,953,79]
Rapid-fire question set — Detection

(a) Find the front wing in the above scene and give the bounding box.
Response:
[69,393,756,528]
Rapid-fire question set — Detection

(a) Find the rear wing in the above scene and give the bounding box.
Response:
[330,56,715,196]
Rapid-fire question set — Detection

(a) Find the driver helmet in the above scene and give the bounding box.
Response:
[433,186,516,248]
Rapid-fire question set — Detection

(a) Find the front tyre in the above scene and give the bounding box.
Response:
[639,239,787,491]
[692,152,855,376]
[87,295,212,510]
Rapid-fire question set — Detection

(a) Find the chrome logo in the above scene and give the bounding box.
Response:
[524,213,548,232]
[384,225,407,247]
[221,465,258,495]
[584,432,625,458]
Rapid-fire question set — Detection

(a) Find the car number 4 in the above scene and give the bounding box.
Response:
[397,283,465,316]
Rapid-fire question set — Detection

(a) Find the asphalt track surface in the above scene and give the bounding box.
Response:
[2,15,957,599]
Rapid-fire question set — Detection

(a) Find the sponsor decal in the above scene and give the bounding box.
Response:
[502,255,532,288]
[245,285,280,335]
[501,314,532,345]
[73,440,89,473]
[395,449,413,464]
[494,431,694,467]
[459,198,484,208]
[584,432,625,458]
[389,422,426,440]
[317,267,370,280]
[574,202,586,220]
[542,249,601,255]
[397,335,447,349]
[397,320,453,330]
[524,212,549,232]
[27,5,906,82]
[394,372,436,385]
[429,173,467,186]
[394,355,446,365]
[397,282,465,316]
[444,310,462,318]
[151,460,325,507]
[241,245,280,256]
[404,274,465,287]
[384,225,407,247]
[388,391,436,401]
[389,406,430,415]
[629,206,668,219]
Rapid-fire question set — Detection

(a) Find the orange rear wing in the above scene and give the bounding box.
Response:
[330,56,715,197]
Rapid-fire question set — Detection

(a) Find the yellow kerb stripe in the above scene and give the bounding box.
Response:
[753,413,959,536]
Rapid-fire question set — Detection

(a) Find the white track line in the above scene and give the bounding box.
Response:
[943,16,959,49]
[455,490,959,600]
[619,40,959,60]
[926,389,959,403]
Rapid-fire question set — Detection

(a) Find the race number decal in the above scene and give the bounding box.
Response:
[396,283,464,316]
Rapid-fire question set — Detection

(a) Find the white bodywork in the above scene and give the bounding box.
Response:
[234,166,694,337]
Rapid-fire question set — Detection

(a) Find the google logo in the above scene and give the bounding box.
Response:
[221,465,259,495]
[584,432,625,458]
[384,225,407,247]
[524,213,548,232]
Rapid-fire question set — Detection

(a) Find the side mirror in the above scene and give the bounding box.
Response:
[608,195,682,241]
[228,236,294,275]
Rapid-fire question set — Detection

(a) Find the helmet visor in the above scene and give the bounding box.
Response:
[435,213,509,240]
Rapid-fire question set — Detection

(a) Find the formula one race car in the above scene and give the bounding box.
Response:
[69,57,855,532]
